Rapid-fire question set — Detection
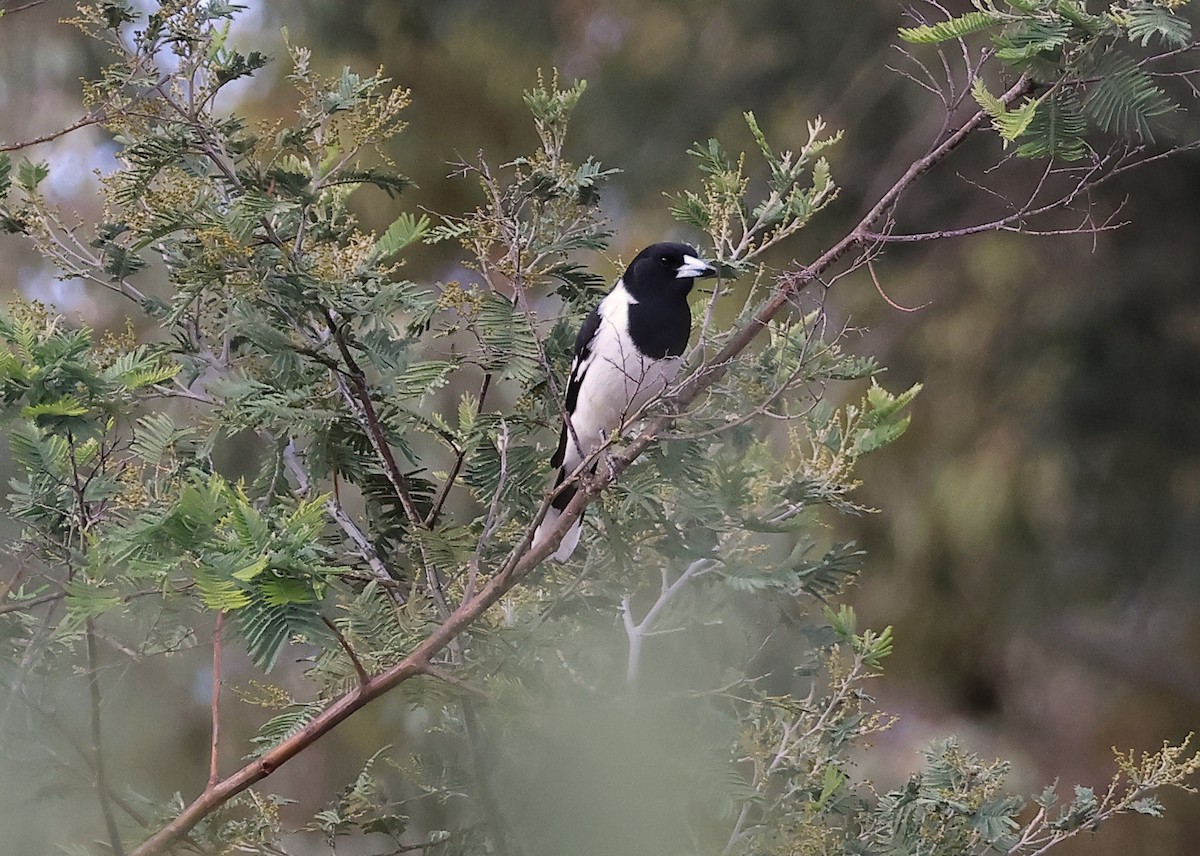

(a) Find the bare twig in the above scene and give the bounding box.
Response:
[0,111,107,153]
[0,564,27,608]
[323,616,372,685]
[867,257,930,313]
[421,663,489,701]
[283,441,405,605]
[324,316,423,525]
[207,612,223,789]
[426,373,493,526]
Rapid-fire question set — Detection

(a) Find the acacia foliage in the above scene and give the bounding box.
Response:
[0,2,1197,855]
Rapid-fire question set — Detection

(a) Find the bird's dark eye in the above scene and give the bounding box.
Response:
[658,256,672,267]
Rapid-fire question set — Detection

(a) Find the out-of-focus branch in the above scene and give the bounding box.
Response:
[87,620,126,856]
[622,558,715,685]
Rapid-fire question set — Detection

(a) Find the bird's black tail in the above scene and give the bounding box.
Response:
[533,437,586,561]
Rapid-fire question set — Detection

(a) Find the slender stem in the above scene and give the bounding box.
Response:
[421,664,489,700]
[283,441,405,605]
[323,616,372,685]
[325,316,422,524]
[207,613,223,789]
[0,564,27,607]
[0,588,63,615]
[0,110,106,153]
[426,373,493,526]
[86,620,126,856]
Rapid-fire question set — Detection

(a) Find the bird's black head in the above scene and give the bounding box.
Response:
[622,242,717,302]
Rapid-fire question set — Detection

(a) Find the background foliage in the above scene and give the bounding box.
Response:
[1,1,1199,854]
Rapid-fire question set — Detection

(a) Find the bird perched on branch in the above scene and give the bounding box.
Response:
[533,242,717,561]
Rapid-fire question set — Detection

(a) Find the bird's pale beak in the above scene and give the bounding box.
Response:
[677,254,718,279]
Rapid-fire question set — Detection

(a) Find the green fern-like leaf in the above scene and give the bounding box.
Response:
[1017,89,1089,160]
[971,79,1040,145]
[232,597,327,671]
[373,212,431,260]
[9,423,72,480]
[250,702,324,751]
[993,19,1070,63]
[1126,4,1192,47]
[688,138,734,176]
[1082,49,1175,140]
[20,397,90,420]
[392,359,456,399]
[102,347,179,389]
[226,492,270,551]
[130,412,194,463]
[898,11,1005,44]
[194,568,253,611]
[668,190,712,231]
[1054,1,1112,37]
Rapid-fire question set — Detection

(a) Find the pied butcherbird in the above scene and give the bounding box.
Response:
[533,242,717,561]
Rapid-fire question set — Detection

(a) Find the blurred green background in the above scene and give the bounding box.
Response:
[2,0,1198,852]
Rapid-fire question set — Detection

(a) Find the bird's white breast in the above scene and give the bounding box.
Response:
[563,282,682,471]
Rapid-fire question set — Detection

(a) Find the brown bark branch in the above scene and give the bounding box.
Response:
[324,311,423,525]
[128,74,1034,856]
[207,612,223,790]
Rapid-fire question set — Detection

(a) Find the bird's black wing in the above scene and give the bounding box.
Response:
[549,304,602,469]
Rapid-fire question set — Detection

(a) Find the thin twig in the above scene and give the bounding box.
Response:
[0,111,106,153]
[323,616,372,685]
[283,442,405,605]
[324,316,422,524]
[866,257,930,313]
[421,663,489,700]
[207,612,223,789]
[426,372,493,526]
[0,564,27,607]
